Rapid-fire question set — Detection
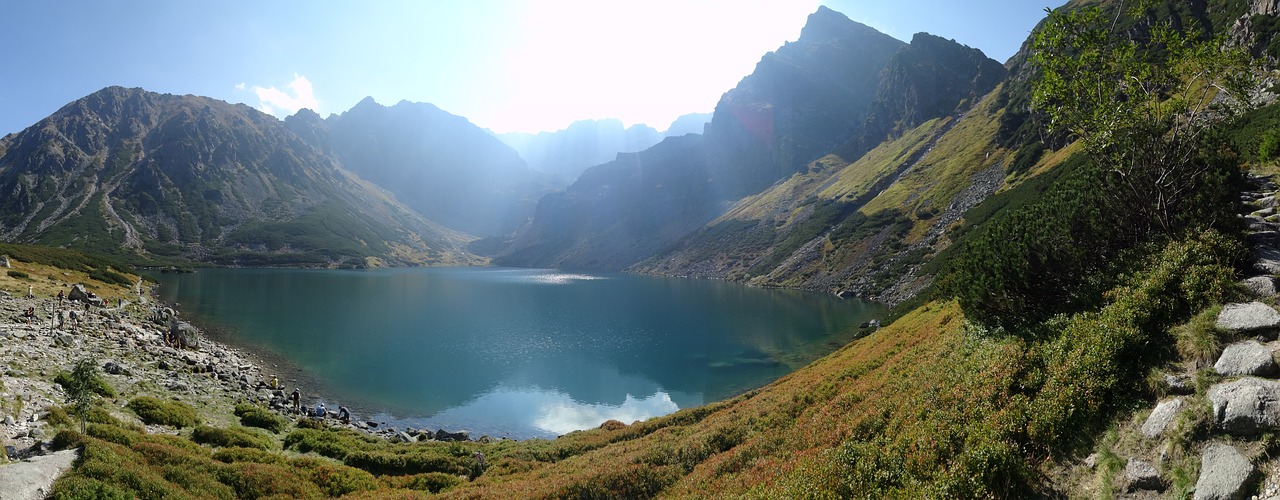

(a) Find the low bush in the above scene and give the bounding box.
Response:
[383,472,465,493]
[54,371,115,398]
[191,425,275,450]
[233,403,288,433]
[284,427,379,460]
[125,396,200,428]
[344,449,469,476]
[290,456,382,496]
[6,270,29,279]
[213,446,289,465]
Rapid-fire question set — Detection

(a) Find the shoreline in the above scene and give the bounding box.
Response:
[0,281,480,463]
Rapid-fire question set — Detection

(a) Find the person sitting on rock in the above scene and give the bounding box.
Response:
[315,403,326,418]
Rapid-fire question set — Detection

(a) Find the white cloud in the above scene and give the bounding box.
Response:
[234,82,246,91]
[247,74,319,117]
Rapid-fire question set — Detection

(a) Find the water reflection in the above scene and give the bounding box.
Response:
[152,267,884,438]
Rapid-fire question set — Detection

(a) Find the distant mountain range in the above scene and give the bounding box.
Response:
[0,5,1070,302]
[497,114,711,184]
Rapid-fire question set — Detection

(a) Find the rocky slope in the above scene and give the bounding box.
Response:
[0,87,479,267]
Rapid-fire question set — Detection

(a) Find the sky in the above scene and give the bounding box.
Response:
[0,1,1058,137]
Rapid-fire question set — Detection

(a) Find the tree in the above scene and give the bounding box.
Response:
[65,358,99,432]
[1031,2,1258,236]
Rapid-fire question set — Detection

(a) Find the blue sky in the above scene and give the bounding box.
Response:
[0,1,1057,136]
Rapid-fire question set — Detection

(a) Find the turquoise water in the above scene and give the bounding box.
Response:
[151,267,885,439]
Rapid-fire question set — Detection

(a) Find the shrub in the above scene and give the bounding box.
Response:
[290,456,381,496]
[6,270,28,279]
[49,476,134,500]
[384,472,465,493]
[213,446,289,465]
[555,464,681,499]
[234,403,288,433]
[217,461,324,499]
[86,422,143,447]
[284,427,379,460]
[191,425,274,450]
[344,450,469,476]
[51,429,86,451]
[54,369,115,398]
[126,396,200,428]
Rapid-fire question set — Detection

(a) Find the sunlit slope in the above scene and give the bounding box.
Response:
[636,86,1054,305]
[443,301,967,498]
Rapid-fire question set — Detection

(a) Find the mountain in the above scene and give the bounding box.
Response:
[323,98,553,237]
[663,112,713,137]
[498,118,664,184]
[0,87,479,267]
[496,7,999,277]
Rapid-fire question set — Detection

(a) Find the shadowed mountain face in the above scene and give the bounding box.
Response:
[496,7,995,271]
[324,98,554,237]
[0,87,478,267]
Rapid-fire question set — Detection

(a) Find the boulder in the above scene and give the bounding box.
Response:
[0,255,9,268]
[102,361,127,375]
[1193,442,1256,500]
[1254,245,1280,275]
[67,284,91,303]
[1213,340,1278,377]
[1208,377,1280,435]
[1124,458,1162,492]
[1242,276,1279,298]
[435,429,469,442]
[396,432,414,443]
[1215,302,1280,334]
[1141,398,1184,439]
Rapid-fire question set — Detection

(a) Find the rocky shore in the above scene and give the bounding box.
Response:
[0,276,477,494]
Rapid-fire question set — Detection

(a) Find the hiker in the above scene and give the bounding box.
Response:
[315,403,326,418]
[26,285,33,299]
[291,388,301,413]
[271,375,279,390]
[337,405,350,424]
[56,290,64,303]
[23,307,34,324]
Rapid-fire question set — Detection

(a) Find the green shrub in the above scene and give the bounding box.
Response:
[54,370,115,398]
[191,425,274,450]
[213,446,289,465]
[384,472,465,493]
[125,396,200,428]
[49,475,134,500]
[217,461,324,499]
[555,464,681,499]
[344,449,469,476]
[233,403,288,433]
[284,427,379,460]
[290,456,381,496]
[6,270,29,279]
[51,429,86,451]
[86,422,143,447]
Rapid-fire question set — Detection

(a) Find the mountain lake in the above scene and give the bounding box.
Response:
[150,267,886,439]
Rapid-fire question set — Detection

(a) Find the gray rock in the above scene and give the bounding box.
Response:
[1214,341,1278,376]
[1243,276,1279,298]
[1254,207,1278,218]
[1141,398,1185,439]
[1124,458,1162,492]
[1166,374,1193,395]
[1194,442,1256,500]
[396,432,414,443]
[1215,302,1280,334]
[1209,377,1280,435]
[2,415,14,426]
[1254,245,1280,275]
